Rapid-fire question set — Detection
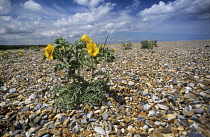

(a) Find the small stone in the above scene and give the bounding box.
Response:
[72,125,80,134]
[200,92,206,96]
[40,120,48,126]
[193,100,200,104]
[142,104,151,111]
[81,118,87,124]
[9,88,16,93]
[156,104,169,110]
[166,114,176,120]
[194,108,204,114]
[62,128,71,136]
[29,94,37,100]
[20,106,29,113]
[94,127,106,135]
[42,134,51,137]
[184,93,196,99]
[87,111,94,119]
[69,118,76,129]
[191,115,200,123]
[153,130,163,137]
[187,132,203,137]
[134,77,140,81]
[108,123,112,132]
[83,131,92,136]
[163,125,171,134]
[177,126,184,131]
[60,115,68,123]
[63,119,70,126]
[54,119,61,127]
[42,115,48,120]
[34,116,42,124]
[29,113,36,120]
[185,110,194,116]
[148,110,155,116]
[102,113,109,120]
[128,81,135,86]
[154,121,161,125]
[53,113,66,120]
[203,130,210,137]
[37,129,50,136]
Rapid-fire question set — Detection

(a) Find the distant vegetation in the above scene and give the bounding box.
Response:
[0,45,46,50]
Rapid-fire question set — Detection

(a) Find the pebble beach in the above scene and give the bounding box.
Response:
[0,40,210,137]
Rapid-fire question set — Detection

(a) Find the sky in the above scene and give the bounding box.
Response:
[0,0,210,45]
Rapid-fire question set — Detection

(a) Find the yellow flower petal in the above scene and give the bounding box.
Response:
[81,34,92,43]
[86,42,99,57]
[44,44,54,60]
[59,46,65,50]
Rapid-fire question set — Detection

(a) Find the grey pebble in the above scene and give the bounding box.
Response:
[41,134,51,137]
[9,88,16,93]
[34,116,42,124]
[72,125,80,134]
[87,111,93,118]
[40,120,48,126]
[60,115,68,123]
[81,118,87,124]
[194,108,204,114]
[187,132,203,137]
[69,118,76,129]
[29,94,37,99]
[20,106,29,113]
[102,113,109,120]
[163,125,171,134]
[94,127,106,135]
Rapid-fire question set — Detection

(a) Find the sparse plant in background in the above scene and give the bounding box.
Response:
[44,34,115,110]
[140,40,157,49]
[121,40,132,50]
[0,49,24,61]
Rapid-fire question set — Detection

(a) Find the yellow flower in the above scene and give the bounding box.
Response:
[112,48,116,51]
[59,46,65,50]
[102,44,105,48]
[4,51,8,54]
[86,42,99,57]
[18,53,22,55]
[81,34,92,43]
[44,44,54,60]
[18,49,23,52]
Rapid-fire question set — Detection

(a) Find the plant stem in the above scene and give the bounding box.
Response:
[104,33,109,49]
[91,56,94,81]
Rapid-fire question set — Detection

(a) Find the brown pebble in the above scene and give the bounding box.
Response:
[153,130,163,137]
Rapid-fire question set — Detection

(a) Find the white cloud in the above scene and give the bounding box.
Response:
[23,0,42,11]
[54,2,115,26]
[0,16,12,22]
[0,0,11,15]
[131,0,140,9]
[139,0,210,22]
[74,0,104,7]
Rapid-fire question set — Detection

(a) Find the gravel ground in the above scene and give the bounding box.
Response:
[0,40,210,137]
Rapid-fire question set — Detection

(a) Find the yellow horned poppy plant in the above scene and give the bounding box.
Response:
[86,42,99,57]
[44,44,54,60]
[81,34,92,43]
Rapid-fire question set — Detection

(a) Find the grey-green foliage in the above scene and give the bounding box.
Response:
[140,40,157,49]
[121,41,132,50]
[53,72,109,110]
